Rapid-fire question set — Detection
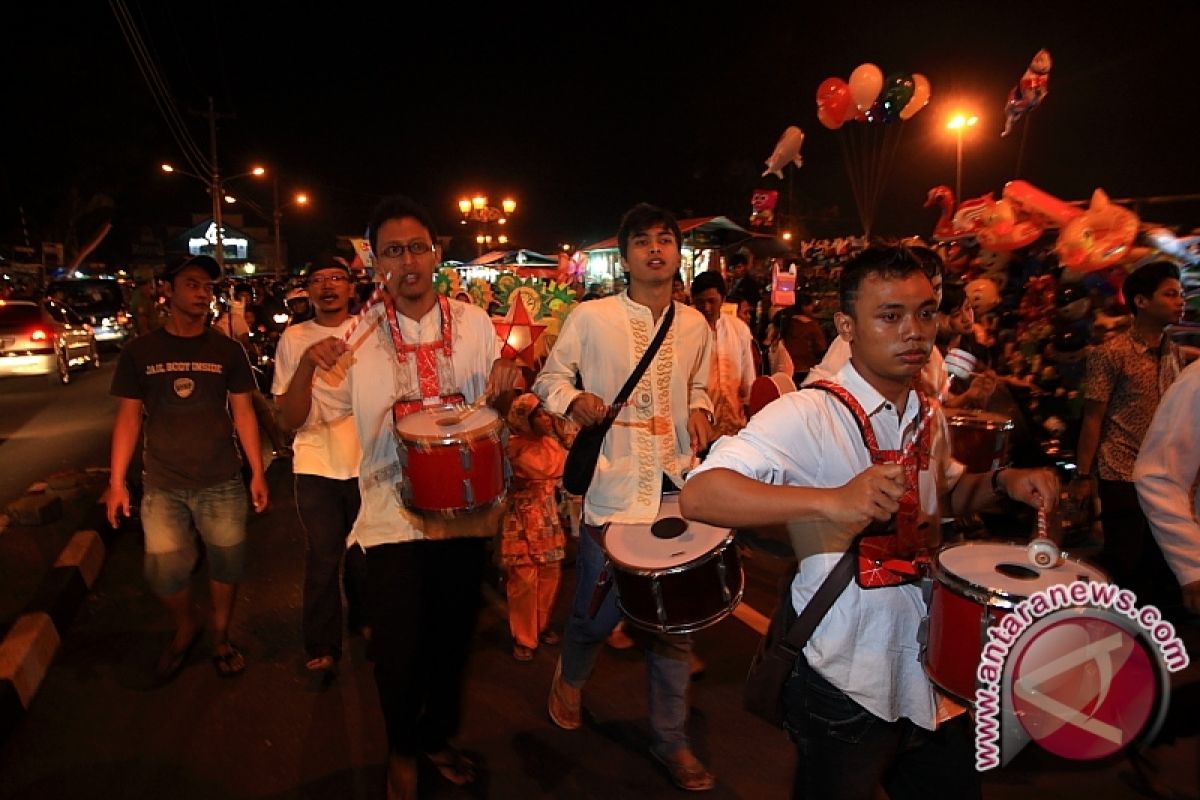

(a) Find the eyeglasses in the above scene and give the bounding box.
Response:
[378,241,434,259]
[308,274,349,286]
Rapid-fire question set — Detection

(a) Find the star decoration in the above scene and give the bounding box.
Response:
[493,295,547,368]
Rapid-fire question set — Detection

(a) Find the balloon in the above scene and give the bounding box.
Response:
[848,63,883,112]
[1002,49,1052,137]
[815,77,852,124]
[1055,188,1139,272]
[817,105,843,130]
[761,126,805,178]
[899,73,931,120]
[879,73,914,123]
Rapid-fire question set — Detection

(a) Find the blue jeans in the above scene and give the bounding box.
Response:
[560,524,693,755]
[783,657,980,800]
[140,478,247,596]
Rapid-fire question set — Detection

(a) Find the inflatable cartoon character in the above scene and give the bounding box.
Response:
[1056,189,1139,273]
[749,189,779,229]
[975,197,1043,252]
[1002,49,1051,137]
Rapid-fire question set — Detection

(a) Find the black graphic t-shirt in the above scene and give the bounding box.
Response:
[111,327,256,489]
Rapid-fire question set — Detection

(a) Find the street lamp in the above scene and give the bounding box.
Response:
[457,194,516,256]
[946,112,979,202]
[161,160,265,273]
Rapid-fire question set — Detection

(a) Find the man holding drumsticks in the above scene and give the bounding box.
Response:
[533,203,718,792]
[293,195,520,800]
[682,243,1057,800]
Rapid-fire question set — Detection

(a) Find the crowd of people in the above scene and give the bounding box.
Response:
[98,192,1199,799]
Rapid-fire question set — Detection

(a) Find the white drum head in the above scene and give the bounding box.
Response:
[396,403,499,442]
[605,495,731,571]
[945,410,1014,431]
[937,541,1105,599]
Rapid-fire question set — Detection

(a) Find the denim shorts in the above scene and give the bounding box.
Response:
[141,478,248,595]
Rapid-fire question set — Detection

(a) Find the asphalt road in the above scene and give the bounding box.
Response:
[1,407,1199,797]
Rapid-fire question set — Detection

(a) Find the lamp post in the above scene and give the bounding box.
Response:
[226,176,309,276]
[161,159,265,271]
[457,194,516,257]
[946,112,979,202]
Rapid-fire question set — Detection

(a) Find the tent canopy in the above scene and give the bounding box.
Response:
[581,216,751,252]
[466,249,558,267]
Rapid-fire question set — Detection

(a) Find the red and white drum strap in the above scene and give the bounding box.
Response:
[382,293,459,418]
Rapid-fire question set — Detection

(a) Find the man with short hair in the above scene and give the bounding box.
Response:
[107,254,269,683]
[298,195,519,800]
[1075,260,1186,613]
[273,254,367,675]
[777,292,828,385]
[682,244,1057,799]
[691,269,756,436]
[534,202,718,792]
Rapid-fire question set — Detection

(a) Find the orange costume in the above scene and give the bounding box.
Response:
[501,394,567,656]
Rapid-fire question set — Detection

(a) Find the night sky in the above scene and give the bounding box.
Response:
[7,1,1200,266]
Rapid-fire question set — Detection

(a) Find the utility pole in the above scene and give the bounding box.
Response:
[206,96,226,277]
[272,173,283,277]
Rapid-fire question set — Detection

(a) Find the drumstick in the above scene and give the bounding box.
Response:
[900,348,977,464]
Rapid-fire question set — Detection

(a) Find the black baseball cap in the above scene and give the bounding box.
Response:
[164,254,221,281]
[303,253,352,280]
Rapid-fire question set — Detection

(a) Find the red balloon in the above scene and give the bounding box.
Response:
[817,106,843,130]
[815,77,852,124]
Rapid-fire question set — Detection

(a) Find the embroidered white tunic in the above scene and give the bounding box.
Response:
[533,293,714,526]
[315,299,500,548]
[708,314,757,436]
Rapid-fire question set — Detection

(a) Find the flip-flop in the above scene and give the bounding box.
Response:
[153,627,203,684]
[423,748,477,786]
[211,643,246,678]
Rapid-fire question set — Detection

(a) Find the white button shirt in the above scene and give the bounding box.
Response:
[533,293,714,526]
[690,361,964,729]
[315,298,500,548]
[1135,358,1200,586]
[709,314,757,437]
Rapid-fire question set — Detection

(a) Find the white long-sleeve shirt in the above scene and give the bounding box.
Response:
[709,314,757,436]
[1135,359,1200,585]
[533,293,713,526]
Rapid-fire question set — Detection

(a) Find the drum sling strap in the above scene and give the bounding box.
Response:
[773,380,930,653]
[383,293,466,420]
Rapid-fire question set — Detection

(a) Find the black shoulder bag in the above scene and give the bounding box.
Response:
[562,302,675,496]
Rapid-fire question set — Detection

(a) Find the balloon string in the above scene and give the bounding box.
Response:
[838,130,866,236]
[1015,111,1033,179]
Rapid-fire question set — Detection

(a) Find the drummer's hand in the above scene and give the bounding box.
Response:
[964,370,998,406]
[1182,581,1200,615]
[303,336,349,371]
[1068,474,1095,504]
[485,357,522,400]
[825,464,905,528]
[1000,467,1060,515]
[568,392,609,427]
[687,408,715,456]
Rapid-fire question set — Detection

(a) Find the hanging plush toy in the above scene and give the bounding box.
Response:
[1001,49,1052,137]
[749,189,779,228]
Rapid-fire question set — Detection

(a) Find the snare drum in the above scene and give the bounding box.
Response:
[946,410,1014,472]
[922,541,1107,705]
[604,495,744,634]
[395,404,506,516]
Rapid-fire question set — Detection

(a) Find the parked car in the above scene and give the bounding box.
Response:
[45,278,133,347]
[0,299,100,384]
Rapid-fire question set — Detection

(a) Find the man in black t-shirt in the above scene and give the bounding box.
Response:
[107,254,269,683]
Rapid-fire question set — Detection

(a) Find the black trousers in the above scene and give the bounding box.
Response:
[294,474,366,660]
[1098,479,1182,614]
[365,537,487,756]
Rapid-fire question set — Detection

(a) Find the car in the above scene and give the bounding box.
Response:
[0,299,100,384]
[45,278,134,347]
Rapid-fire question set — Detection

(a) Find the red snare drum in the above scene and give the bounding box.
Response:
[395,404,506,516]
[946,410,1014,472]
[604,495,744,634]
[922,541,1106,705]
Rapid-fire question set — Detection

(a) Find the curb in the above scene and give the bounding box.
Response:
[0,525,114,744]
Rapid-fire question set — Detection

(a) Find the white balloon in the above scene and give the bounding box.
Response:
[849,63,883,112]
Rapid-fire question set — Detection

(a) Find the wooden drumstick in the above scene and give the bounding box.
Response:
[900,348,977,464]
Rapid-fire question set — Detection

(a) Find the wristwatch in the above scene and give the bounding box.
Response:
[696,408,716,426]
[991,468,1009,497]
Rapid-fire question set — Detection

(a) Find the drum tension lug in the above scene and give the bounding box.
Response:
[462,479,475,508]
[717,558,731,604]
[459,444,473,471]
[651,580,667,626]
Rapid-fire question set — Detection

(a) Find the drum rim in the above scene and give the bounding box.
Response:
[404,488,508,517]
[945,414,1015,432]
[397,403,504,446]
[931,540,1107,610]
[923,664,979,708]
[604,528,737,576]
[616,585,745,634]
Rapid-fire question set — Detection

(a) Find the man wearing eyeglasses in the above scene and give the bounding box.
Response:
[298,196,520,799]
[273,254,368,676]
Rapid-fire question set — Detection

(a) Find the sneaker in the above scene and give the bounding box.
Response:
[652,747,715,792]
[547,657,582,730]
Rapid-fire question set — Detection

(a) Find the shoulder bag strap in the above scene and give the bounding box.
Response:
[604,301,676,424]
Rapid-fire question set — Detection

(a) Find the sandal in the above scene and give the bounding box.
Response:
[212,643,246,678]
[305,655,336,673]
[652,748,715,792]
[153,626,203,684]
[424,747,477,786]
